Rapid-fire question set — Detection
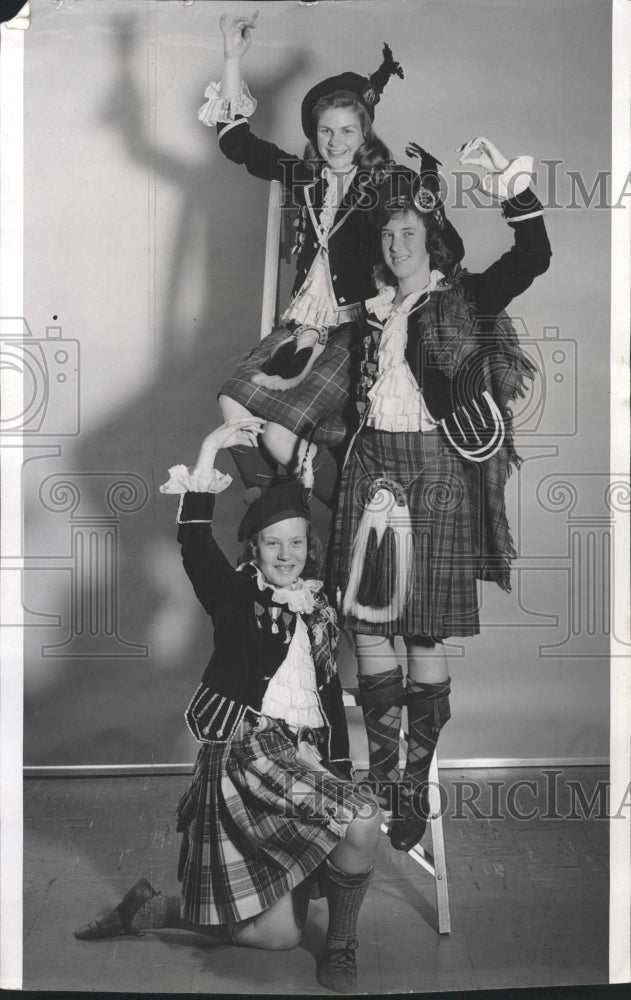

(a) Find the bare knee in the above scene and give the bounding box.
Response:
[344,808,381,856]
[267,925,302,950]
[354,634,397,676]
[233,893,305,952]
[261,422,299,468]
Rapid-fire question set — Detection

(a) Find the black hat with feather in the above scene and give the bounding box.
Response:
[301,44,404,141]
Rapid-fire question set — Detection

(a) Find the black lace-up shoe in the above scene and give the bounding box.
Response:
[317,937,359,993]
[74,878,158,940]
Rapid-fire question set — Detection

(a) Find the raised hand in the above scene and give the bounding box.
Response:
[208,416,265,451]
[456,137,510,174]
[192,417,265,491]
[220,11,259,60]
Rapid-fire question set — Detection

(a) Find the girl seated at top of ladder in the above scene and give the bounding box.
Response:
[199,11,403,504]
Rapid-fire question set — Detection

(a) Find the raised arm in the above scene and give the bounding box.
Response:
[198,12,304,188]
[217,119,303,187]
[167,418,265,619]
[177,493,238,621]
[219,11,258,101]
[457,138,552,316]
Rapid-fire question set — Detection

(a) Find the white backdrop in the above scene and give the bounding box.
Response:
[19,0,614,768]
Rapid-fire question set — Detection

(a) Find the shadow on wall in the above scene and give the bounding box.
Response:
[24,17,326,767]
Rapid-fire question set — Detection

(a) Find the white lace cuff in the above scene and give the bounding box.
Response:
[197,80,257,127]
[159,464,232,495]
[481,155,534,202]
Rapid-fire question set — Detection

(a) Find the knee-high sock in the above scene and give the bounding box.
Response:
[229,443,278,492]
[129,893,181,930]
[130,894,234,943]
[403,677,451,796]
[357,666,404,791]
[324,860,373,949]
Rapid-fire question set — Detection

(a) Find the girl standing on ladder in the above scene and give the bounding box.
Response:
[327,137,552,851]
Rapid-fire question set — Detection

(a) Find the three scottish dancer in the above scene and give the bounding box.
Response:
[74,10,551,994]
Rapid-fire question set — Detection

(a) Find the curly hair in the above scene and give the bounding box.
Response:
[237,522,324,579]
[376,203,465,281]
[303,91,392,173]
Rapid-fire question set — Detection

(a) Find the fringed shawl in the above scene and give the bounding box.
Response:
[409,271,536,591]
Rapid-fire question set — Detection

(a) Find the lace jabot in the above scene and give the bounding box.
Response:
[364,276,444,433]
[259,616,326,730]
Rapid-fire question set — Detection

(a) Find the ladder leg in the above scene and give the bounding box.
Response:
[260,180,283,340]
[344,689,451,935]
[427,752,451,934]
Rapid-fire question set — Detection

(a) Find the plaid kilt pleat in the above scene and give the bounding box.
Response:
[218,322,358,446]
[177,720,371,926]
[328,428,480,639]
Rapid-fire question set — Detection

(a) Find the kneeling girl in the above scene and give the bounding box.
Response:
[75,418,379,995]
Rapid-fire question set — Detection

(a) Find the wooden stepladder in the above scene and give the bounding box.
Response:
[260,180,286,340]
[342,689,451,935]
[260,179,451,935]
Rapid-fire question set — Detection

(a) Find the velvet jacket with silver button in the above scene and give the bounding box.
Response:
[217,118,380,309]
[177,492,351,770]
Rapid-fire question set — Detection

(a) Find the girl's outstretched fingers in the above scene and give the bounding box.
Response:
[456,136,509,172]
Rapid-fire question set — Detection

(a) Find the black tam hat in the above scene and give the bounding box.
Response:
[301,43,404,140]
[238,480,311,543]
[378,143,445,214]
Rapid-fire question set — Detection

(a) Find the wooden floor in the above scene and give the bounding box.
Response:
[23,767,609,995]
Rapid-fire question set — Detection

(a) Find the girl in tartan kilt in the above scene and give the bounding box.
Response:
[199,13,403,506]
[75,418,379,995]
[327,138,552,852]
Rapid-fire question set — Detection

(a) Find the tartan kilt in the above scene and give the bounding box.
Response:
[176,719,372,926]
[327,428,481,639]
[218,321,358,447]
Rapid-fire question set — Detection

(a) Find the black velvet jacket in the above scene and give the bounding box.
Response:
[217,118,378,309]
[177,492,351,770]
[356,188,552,422]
